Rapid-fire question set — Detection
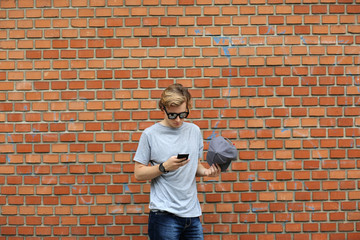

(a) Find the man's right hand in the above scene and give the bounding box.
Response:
[163,155,190,172]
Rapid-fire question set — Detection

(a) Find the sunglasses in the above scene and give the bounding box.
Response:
[163,107,189,120]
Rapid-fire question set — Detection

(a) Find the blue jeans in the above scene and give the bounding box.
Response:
[148,211,204,240]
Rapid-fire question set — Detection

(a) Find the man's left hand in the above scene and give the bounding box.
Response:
[203,164,221,177]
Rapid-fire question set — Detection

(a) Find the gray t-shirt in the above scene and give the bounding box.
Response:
[134,122,204,217]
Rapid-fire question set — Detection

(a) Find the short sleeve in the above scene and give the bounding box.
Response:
[198,128,204,159]
[133,132,151,165]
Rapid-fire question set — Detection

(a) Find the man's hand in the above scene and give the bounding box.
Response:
[163,155,190,172]
[203,164,221,177]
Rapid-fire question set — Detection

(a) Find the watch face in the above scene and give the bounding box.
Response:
[159,163,167,173]
[159,163,165,173]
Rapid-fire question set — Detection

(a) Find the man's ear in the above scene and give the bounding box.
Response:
[160,104,167,111]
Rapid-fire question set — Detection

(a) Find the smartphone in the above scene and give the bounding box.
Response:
[177,153,189,161]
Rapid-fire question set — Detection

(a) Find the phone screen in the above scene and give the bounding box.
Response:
[177,153,189,160]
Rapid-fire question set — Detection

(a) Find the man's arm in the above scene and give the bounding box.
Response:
[134,156,190,181]
[134,162,163,181]
[196,159,221,177]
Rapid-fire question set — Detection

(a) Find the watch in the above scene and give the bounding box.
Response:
[159,163,168,173]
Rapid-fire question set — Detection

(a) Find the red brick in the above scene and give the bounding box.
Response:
[0,3,360,239]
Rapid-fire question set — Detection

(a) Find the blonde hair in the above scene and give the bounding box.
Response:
[159,83,192,110]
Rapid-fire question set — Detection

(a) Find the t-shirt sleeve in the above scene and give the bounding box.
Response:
[133,132,151,165]
[198,128,204,159]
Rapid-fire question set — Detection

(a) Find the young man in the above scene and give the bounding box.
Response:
[133,83,221,240]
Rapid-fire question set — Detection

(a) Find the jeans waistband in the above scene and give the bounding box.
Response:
[150,209,167,213]
[150,210,175,215]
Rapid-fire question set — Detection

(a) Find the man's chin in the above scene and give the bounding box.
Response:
[171,122,183,128]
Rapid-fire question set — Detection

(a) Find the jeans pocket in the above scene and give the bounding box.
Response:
[149,211,180,240]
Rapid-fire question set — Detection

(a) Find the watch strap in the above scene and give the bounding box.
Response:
[159,163,168,173]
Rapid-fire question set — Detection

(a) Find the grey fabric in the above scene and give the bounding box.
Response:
[206,136,237,172]
[134,122,203,218]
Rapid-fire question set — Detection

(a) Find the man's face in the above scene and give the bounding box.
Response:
[162,102,188,128]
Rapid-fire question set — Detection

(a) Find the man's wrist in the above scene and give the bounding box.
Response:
[196,167,207,177]
[159,163,168,173]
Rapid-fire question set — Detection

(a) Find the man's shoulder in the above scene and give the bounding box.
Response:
[183,122,200,131]
[143,122,160,133]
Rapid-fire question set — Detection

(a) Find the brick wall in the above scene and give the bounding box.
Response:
[1,0,360,239]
